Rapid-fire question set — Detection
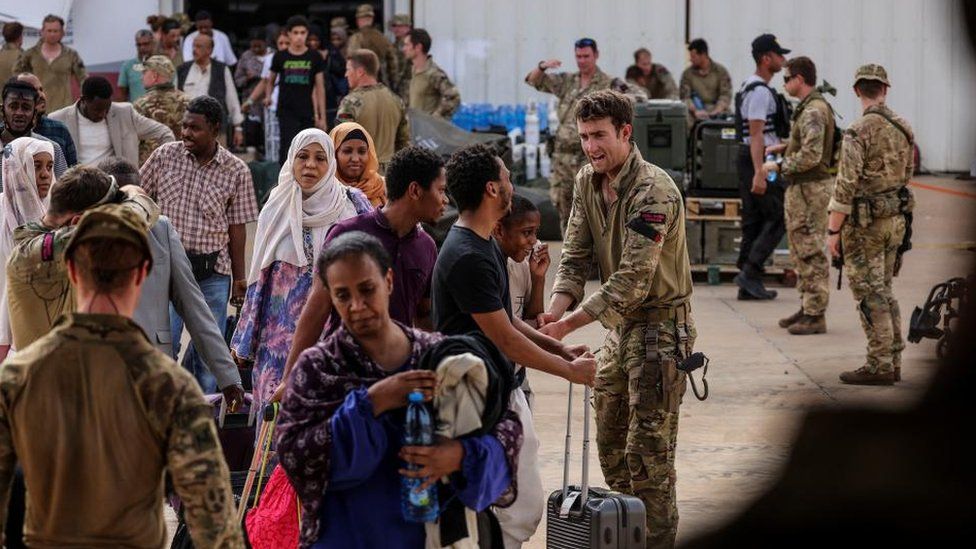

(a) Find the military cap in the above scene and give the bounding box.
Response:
[356,4,375,18]
[330,16,349,29]
[134,55,175,81]
[64,204,153,270]
[390,14,411,26]
[854,64,890,86]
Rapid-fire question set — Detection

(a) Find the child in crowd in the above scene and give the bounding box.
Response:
[493,195,550,408]
[494,195,550,328]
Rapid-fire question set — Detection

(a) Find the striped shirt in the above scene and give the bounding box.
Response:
[140,141,257,276]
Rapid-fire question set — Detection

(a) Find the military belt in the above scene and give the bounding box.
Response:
[787,167,831,185]
[851,185,913,226]
[641,300,691,325]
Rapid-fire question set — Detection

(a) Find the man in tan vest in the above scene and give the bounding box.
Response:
[337,49,410,172]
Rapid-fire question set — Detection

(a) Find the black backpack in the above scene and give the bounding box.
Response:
[734,80,792,141]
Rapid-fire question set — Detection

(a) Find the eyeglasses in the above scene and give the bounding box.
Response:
[575,38,596,49]
[784,73,798,83]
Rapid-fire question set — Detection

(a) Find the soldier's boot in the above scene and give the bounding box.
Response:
[787,314,826,335]
[778,309,804,328]
[893,354,902,382]
[737,288,778,300]
[839,366,895,386]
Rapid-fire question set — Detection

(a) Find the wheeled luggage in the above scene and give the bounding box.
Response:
[546,384,646,549]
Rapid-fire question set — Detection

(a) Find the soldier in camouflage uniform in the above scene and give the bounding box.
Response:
[764,57,835,335]
[338,49,410,171]
[348,4,399,88]
[525,38,646,232]
[389,14,413,99]
[402,28,460,119]
[827,64,915,385]
[539,90,694,549]
[133,55,190,164]
[0,205,244,548]
[628,47,678,100]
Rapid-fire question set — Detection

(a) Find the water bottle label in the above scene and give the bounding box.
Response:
[409,488,431,507]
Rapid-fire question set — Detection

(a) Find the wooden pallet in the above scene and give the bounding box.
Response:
[686,197,741,221]
[691,264,797,287]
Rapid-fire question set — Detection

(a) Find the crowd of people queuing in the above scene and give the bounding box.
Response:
[0,4,917,549]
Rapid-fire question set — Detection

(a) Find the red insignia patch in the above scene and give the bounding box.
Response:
[641,212,666,224]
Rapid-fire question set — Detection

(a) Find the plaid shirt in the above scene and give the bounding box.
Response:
[34,116,78,167]
[140,141,257,276]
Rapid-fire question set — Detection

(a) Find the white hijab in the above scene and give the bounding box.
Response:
[0,137,55,346]
[247,128,358,284]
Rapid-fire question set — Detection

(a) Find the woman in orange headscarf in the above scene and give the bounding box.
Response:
[329,122,387,207]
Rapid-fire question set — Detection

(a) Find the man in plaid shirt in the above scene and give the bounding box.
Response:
[140,95,258,392]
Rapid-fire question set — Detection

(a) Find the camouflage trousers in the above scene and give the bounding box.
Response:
[842,215,906,373]
[595,309,695,549]
[785,178,833,316]
[549,150,587,234]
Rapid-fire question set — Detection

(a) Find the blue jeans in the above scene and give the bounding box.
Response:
[171,273,230,394]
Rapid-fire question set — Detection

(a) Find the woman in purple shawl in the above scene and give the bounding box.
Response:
[276,232,522,548]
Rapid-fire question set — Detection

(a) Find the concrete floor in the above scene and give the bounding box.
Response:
[523,174,974,547]
[164,175,974,545]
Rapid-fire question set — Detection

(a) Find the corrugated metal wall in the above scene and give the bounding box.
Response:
[411,0,975,171]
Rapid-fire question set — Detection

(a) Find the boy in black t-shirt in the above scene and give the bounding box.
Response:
[431,143,597,546]
[264,15,326,162]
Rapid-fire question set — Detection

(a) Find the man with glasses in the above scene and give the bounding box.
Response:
[733,33,790,300]
[764,56,836,335]
[525,37,645,233]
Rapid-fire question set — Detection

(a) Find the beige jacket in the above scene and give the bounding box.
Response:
[48,102,174,167]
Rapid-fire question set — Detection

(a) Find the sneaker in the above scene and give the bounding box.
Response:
[839,366,895,385]
[737,288,779,300]
[778,309,803,328]
[734,272,778,300]
[787,314,826,335]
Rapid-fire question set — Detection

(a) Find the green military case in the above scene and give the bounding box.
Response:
[633,100,688,185]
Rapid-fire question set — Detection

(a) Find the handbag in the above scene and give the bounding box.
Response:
[241,403,301,549]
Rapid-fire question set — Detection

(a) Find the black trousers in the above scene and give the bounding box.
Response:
[277,113,315,166]
[737,147,785,270]
[4,468,26,548]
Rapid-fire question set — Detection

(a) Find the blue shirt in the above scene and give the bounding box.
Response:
[118,58,147,102]
[312,388,511,549]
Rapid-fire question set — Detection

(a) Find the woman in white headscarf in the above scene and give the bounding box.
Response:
[231,128,371,420]
[0,137,56,362]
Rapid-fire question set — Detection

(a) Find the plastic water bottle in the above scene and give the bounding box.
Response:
[765,154,779,183]
[691,91,705,112]
[525,102,540,146]
[539,144,551,178]
[526,142,539,180]
[548,99,560,133]
[401,391,439,523]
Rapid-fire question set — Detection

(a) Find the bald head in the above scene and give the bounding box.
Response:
[16,73,46,115]
[192,33,214,64]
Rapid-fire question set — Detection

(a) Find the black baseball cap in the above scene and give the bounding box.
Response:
[751,34,790,56]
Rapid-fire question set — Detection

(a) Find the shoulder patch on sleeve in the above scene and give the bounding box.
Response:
[627,215,664,243]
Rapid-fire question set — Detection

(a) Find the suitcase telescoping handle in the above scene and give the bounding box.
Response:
[559,382,592,517]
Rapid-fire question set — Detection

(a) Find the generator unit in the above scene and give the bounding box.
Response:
[690,119,741,197]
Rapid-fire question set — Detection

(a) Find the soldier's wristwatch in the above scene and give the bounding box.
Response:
[538,60,547,71]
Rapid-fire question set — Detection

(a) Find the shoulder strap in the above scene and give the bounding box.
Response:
[868,111,913,146]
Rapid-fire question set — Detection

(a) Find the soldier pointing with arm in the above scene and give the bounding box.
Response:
[525,38,646,233]
[827,64,915,385]
[538,89,694,549]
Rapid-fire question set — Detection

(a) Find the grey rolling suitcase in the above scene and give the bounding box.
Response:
[546,383,646,549]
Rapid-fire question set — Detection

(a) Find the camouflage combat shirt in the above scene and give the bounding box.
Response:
[528,67,646,154]
[781,90,835,183]
[0,313,244,548]
[408,56,460,118]
[828,104,914,215]
[336,83,410,165]
[134,83,191,165]
[553,146,692,329]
